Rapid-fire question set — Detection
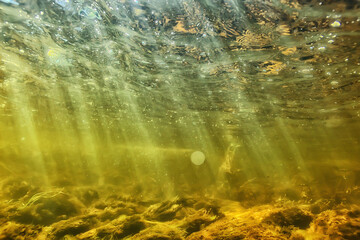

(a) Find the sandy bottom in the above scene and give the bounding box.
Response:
[0,179,360,240]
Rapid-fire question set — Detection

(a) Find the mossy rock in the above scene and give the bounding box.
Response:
[263,207,313,229]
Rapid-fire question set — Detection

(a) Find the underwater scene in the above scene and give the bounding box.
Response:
[0,0,360,239]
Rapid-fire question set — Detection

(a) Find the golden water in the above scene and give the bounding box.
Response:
[0,0,359,238]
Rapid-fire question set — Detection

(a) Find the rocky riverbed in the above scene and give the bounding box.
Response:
[1,178,360,240]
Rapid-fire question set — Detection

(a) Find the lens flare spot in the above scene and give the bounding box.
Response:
[191,151,206,165]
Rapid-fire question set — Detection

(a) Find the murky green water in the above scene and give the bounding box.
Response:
[0,0,359,238]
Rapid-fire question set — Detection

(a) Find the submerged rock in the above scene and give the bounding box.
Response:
[50,217,94,238]
[115,215,146,238]
[98,207,135,222]
[78,188,100,206]
[0,222,41,240]
[131,224,185,240]
[145,199,182,221]
[233,178,275,207]
[11,191,84,225]
[180,211,218,236]
[263,207,313,229]
[77,215,146,239]
[311,209,360,239]
[1,178,33,200]
[309,199,335,214]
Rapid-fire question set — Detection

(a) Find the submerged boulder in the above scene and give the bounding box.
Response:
[263,207,313,229]
[11,190,84,225]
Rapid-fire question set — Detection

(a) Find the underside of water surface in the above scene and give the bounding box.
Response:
[0,0,360,239]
